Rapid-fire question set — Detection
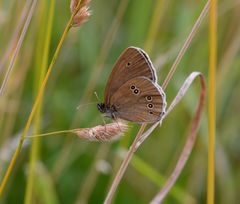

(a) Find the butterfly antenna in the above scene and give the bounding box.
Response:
[76,102,97,110]
[94,91,107,126]
[94,91,101,103]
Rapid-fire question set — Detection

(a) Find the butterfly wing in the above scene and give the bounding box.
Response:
[104,47,157,104]
[110,77,166,123]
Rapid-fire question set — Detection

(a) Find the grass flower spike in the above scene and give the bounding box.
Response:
[70,0,91,27]
[74,122,128,142]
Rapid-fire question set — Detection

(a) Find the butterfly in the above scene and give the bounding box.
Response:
[97,46,166,123]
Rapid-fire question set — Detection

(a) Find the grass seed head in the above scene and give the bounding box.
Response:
[70,0,91,27]
[73,122,128,142]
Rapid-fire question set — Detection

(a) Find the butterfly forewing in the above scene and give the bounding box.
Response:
[110,77,166,123]
[104,47,157,104]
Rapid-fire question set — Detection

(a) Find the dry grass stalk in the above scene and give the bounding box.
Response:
[149,72,206,204]
[0,0,37,96]
[70,0,91,27]
[73,122,128,142]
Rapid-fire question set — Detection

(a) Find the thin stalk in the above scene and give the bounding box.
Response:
[24,3,47,202]
[207,0,217,203]
[0,0,37,96]
[162,0,210,90]
[104,124,146,204]
[149,73,206,204]
[24,0,55,203]
[25,130,76,139]
[130,155,196,203]
[144,0,168,54]
[75,144,110,204]
[0,0,31,73]
[0,57,31,145]
[0,0,82,195]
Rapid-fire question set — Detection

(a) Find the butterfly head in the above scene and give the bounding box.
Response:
[97,103,117,119]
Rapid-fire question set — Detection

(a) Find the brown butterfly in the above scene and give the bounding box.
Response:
[97,46,166,123]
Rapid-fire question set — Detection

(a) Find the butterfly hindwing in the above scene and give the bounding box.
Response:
[110,77,166,123]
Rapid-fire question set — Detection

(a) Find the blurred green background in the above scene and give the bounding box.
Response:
[0,0,239,203]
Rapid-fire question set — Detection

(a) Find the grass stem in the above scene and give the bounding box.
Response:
[104,124,146,204]
[162,0,210,90]
[207,0,217,203]
[24,1,55,202]
[0,0,82,195]
[0,0,37,96]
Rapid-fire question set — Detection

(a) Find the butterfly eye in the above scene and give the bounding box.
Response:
[133,88,140,95]
[147,103,154,109]
[130,85,135,90]
[126,62,131,67]
[146,96,152,101]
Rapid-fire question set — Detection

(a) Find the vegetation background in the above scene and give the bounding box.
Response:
[0,0,239,203]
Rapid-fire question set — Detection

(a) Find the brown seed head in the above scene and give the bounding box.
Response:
[70,0,91,27]
[73,122,128,142]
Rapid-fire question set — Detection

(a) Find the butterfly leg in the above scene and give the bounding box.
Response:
[100,115,107,132]
[112,112,123,132]
[96,107,107,130]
